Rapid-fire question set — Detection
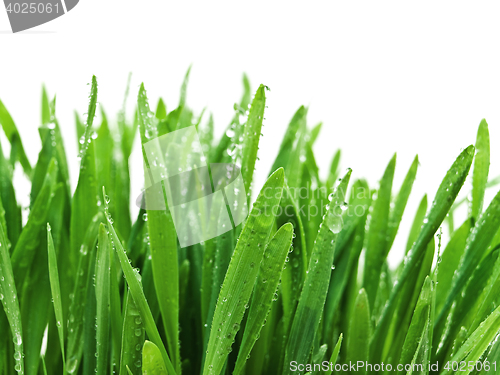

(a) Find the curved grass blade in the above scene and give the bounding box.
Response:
[346,289,370,375]
[241,84,266,195]
[0,139,21,248]
[119,289,145,375]
[233,223,294,375]
[363,154,396,308]
[370,145,474,364]
[103,189,177,375]
[285,169,352,373]
[142,341,168,375]
[47,224,65,370]
[203,168,285,375]
[79,75,98,159]
[471,119,490,220]
[96,224,111,374]
[0,221,24,374]
[326,149,341,192]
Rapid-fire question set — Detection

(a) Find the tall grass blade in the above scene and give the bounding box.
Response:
[471,119,490,220]
[96,224,111,374]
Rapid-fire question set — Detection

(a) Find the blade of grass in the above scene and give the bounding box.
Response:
[142,341,168,375]
[363,153,396,309]
[202,168,285,375]
[370,145,474,364]
[103,188,177,375]
[119,289,145,375]
[471,119,490,220]
[346,289,370,375]
[284,169,352,374]
[47,224,66,370]
[0,220,24,374]
[233,223,294,375]
[96,224,111,374]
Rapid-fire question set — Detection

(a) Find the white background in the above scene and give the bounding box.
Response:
[1,1,500,266]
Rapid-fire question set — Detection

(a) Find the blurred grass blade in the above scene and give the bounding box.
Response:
[233,223,294,375]
[47,224,65,369]
[285,169,351,373]
[405,195,428,254]
[96,224,111,374]
[0,220,24,374]
[346,289,370,375]
[203,168,285,375]
[324,334,342,375]
[142,341,168,375]
[471,119,490,220]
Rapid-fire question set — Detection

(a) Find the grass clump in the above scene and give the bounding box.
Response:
[0,71,500,375]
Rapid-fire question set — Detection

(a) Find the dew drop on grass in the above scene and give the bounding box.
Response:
[143,213,148,221]
[13,333,22,346]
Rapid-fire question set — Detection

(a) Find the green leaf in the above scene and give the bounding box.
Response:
[471,119,490,220]
[79,75,98,159]
[142,341,168,375]
[346,289,370,375]
[96,224,111,374]
[233,223,294,375]
[363,153,396,308]
[47,224,66,369]
[203,168,285,375]
[285,169,352,373]
[405,194,428,254]
[41,85,51,125]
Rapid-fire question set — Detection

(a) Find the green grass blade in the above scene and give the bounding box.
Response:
[103,190,177,375]
[0,139,21,248]
[137,83,180,373]
[405,195,428,254]
[0,220,24,374]
[436,188,500,337]
[471,119,490,220]
[370,145,474,364]
[233,223,293,375]
[142,341,168,375]
[241,84,266,195]
[363,153,396,308]
[11,158,58,289]
[324,334,342,375]
[285,169,351,373]
[96,224,111,374]
[346,289,370,375]
[387,155,418,250]
[79,75,98,159]
[326,149,341,191]
[441,304,500,375]
[203,168,285,375]
[397,276,432,375]
[65,212,103,375]
[47,224,66,369]
[0,98,32,177]
[41,85,51,125]
[119,290,145,375]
